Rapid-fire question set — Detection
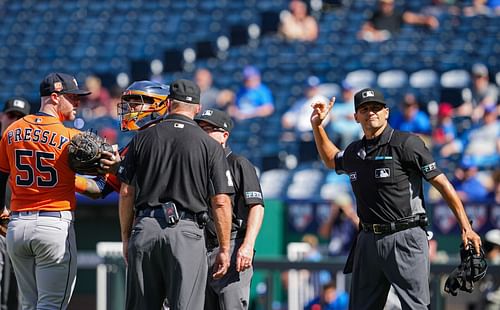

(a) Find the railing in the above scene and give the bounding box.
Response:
[84,244,500,310]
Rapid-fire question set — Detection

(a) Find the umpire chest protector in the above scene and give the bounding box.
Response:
[335,125,441,223]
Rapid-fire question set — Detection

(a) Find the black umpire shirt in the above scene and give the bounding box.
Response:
[334,125,442,224]
[118,114,234,213]
[206,147,265,241]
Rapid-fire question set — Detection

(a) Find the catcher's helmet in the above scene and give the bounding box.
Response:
[118,81,170,131]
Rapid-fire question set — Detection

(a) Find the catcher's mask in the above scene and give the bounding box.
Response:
[118,81,170,131]
[444,242,488,296]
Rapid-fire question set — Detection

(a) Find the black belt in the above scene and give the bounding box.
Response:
[136,207,196,222]
[12,211,67,218]
[361,215,427,235]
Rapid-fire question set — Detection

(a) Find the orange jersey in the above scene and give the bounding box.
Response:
[0,114,80,211]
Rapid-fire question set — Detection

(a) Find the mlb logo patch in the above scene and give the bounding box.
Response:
[186,96,193,102]
[54,82,63,92]
[349,172,357,181]
[202,110,213,116]
[12,100,25,108]
[362,90,375,98]
[375,168,390,178]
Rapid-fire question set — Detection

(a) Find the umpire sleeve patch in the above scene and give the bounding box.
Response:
[422,162,437,173]
[245,191,262,199]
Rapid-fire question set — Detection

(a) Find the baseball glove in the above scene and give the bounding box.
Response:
[68,131,114,175]
[444,242,488,296]
[0,216,8,237]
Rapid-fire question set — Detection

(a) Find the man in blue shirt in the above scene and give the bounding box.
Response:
[229,66,274,121]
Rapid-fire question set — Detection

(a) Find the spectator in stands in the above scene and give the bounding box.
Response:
[358,0,439,42]
[282,76,329,141]
[304,280,349,310]
[279,0,319,42]
[489,169,500,205]
[459,63,499,122]
[329,81,362,148]
[463,0,496,16]
[451,159,489,203]
[422,0,461,17]
[432,102,461,158]
[98,126,118,145]
[229,66,274,121]
[319,192,359,257]
[389,93,432,136]
[463,104,500,168]
[301,234,332,291]
[194,68,220,110]
[81,75,111,119]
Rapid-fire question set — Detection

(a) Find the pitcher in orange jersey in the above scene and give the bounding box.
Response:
[0,72,118,310]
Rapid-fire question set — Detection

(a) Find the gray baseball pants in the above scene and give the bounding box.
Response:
[349,226,430,310]
[125,217,208,310]
[6,211,77,310]
[0,234,19,310]
[205,238,253,310]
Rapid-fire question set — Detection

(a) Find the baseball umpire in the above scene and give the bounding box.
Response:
[310,88,482,309]
[118,79,234,309]
[0,73,118,309]
[195,108,265,310]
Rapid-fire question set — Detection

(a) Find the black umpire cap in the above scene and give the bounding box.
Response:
[169,79,200,104]
[354,88,387,111]
[3,97,31,116]
[40,73,91,97]
[195,109,234,133]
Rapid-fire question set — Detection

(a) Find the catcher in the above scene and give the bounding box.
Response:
[75,80,170,199]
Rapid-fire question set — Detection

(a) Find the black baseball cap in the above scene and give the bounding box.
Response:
[195,109,234,133]
[354,88,387,111]
[3,97,31,116]
[169,79,200,104]
[40,72,91,97]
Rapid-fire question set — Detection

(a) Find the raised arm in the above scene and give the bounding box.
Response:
[311,97,341,169]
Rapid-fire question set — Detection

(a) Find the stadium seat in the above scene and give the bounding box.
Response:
[316,83,340,99]
[377,69,408,89]
[260,169,291,199]
[286,168,324,200]
[440,69,470,88]
[409,69,439,89]
[345,69,377,90]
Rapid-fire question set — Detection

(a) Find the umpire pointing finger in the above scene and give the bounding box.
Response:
[118,79,234,310]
